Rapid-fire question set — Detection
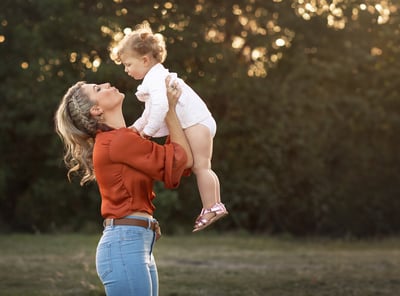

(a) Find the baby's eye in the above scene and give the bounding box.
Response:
[94,85,101,92]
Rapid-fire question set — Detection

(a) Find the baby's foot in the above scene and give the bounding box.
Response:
[193,203,228,232]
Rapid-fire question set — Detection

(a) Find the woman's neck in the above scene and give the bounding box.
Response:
[104,111,126,129]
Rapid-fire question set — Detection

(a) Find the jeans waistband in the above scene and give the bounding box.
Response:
[103,217,162,240]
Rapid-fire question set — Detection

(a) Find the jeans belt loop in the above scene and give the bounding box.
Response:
[102,219,113,228]
[147,219,151,230]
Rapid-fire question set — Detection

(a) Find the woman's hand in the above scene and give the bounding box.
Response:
[164,75,193,168]
[165,75,182,110]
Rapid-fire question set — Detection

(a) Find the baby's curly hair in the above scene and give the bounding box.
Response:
[114,22,167,63]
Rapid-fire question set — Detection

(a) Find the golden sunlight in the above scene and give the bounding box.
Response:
[115,9,127,16]
[251,48,265,60]
[1,20,6,43]
[99,0,395,80]
[69,52,77,63]
[21,62,29,69]
[292,0,394,29]
[371,47,383,56]
[205,28,225,43]
[232,36,245,49]
[68,51,102,72]
[92,57,102,70]
[248,61,267,77]
[195,4,203,13]
[227,3,296,77]
[275,38,286,47]
[164,2,173,9]
[123,27,132,35]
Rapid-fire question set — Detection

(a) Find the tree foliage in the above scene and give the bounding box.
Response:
[1,0,399,236]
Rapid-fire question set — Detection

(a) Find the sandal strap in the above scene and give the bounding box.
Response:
[193,203,228,229]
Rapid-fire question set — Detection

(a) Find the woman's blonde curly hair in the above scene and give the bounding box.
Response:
[55,81,108,185]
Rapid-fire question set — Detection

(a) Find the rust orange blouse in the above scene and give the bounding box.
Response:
[93,128,187,218]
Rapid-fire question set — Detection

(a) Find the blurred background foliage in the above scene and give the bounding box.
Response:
[0,0,399,236]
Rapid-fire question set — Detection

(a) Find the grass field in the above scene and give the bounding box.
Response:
[0,233,399,295]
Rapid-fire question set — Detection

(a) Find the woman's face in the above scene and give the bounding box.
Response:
[82,83,125,113]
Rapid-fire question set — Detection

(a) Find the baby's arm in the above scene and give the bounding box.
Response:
[132,117,144,132]
[142,85,169,137]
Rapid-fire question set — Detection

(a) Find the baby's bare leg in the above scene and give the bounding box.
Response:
[184,124,220,209]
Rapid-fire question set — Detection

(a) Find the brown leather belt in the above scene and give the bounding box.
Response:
[103,218,157,230]
[103,218,161,240]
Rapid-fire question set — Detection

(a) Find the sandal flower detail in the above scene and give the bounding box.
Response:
[193,203,228,232]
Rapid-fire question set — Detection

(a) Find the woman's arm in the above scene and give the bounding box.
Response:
[164,76,193,168]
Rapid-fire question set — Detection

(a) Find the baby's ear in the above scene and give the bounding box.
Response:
[143,54,151,65]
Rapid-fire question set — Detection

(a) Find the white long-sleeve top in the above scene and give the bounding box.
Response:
[133,63,212,138]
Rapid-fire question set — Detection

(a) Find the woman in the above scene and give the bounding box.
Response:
[55,77,192,296]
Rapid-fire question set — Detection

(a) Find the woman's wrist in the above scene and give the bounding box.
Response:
[165,107,177,122]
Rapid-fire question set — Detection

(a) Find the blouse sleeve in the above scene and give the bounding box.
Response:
[109,129,187,189]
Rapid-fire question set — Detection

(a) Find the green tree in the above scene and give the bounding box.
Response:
[1,0,399,236]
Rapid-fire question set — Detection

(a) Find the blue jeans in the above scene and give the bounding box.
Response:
[96,216,159,296]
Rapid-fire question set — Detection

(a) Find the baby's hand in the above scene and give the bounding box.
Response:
[140,131,151,139]
[129,125,138,133]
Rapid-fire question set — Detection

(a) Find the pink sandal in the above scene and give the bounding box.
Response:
[193,203,228,232]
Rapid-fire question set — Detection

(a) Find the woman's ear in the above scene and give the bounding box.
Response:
[90,105,103,116]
